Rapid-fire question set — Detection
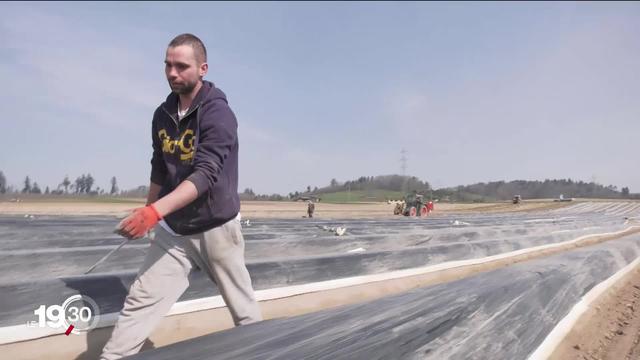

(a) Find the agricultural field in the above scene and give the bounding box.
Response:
[1,200,640,359]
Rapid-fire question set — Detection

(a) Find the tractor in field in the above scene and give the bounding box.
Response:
[399,192,433,217]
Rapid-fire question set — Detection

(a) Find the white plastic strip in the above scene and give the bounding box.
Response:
[1,226,637,345]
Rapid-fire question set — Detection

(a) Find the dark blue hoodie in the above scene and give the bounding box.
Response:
[150,81,240,235]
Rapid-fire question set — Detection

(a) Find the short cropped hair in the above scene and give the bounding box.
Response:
[168,33,207,64]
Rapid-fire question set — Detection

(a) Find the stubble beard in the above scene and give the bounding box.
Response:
[169,79,197,95]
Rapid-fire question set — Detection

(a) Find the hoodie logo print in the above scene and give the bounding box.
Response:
[158,129,194,162]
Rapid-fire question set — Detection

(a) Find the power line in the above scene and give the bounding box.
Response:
[400,149,407,176]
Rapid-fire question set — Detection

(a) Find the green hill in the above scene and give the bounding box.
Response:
[317,190,406,203]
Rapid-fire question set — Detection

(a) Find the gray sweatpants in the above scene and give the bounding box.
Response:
[100,217,262,360]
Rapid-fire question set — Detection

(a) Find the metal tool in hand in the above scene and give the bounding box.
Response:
[84,237,129,274]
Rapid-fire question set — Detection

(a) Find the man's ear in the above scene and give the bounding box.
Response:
[200,63,208,78]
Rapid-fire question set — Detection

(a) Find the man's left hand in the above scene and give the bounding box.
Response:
[116,205,162,239]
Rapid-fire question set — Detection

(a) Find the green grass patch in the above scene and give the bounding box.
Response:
[318,190,406,203]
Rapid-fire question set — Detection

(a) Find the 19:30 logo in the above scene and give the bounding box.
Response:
[29,295,100,335]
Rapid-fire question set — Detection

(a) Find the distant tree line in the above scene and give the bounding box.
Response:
[434,179,639,202]
[239,188,286,201]
[1,169,638,202]
[288,176,638,202]
[0,171,122,197]
[316,175,431,195]
[238,174,429,201]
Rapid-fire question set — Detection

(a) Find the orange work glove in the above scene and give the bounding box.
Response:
[116,204,162,239]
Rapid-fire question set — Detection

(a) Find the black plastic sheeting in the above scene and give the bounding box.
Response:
[0,210,630,328]
[127,234,640,360]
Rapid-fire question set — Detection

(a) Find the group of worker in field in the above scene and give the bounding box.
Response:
[304,191,435,219]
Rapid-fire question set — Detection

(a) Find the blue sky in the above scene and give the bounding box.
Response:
[1,2,639,194]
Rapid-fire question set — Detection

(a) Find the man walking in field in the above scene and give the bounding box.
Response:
[101,33,262,359]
